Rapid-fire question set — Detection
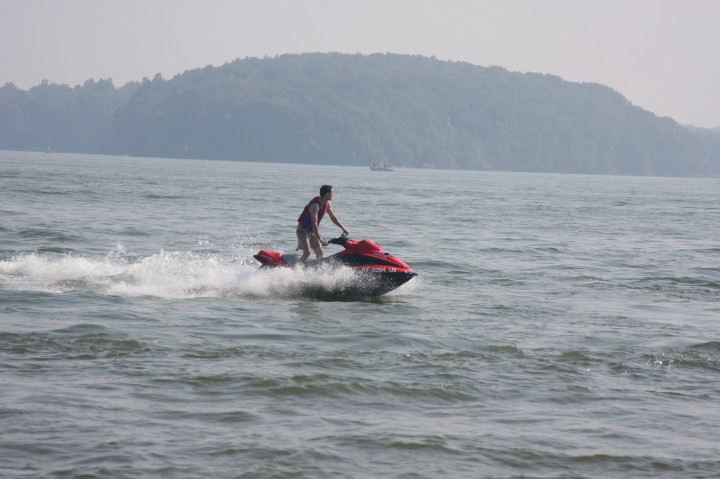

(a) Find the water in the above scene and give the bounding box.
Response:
[1,151,719,478]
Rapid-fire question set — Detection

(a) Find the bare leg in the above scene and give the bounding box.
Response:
[297,229,311,262]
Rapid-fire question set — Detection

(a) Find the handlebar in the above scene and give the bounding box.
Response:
[328,234,350,246]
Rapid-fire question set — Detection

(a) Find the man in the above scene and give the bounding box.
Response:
[296,185,350,262]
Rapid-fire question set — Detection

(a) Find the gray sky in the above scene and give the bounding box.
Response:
[2,0,719,128]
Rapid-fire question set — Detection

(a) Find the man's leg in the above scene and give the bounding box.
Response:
[309,234,324,259]
[297,228,311,262]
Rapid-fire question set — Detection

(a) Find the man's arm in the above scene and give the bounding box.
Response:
[327,206,349,235]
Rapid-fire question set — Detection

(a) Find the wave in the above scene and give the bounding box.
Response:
[0,327,148,361]
[647,276,720,289]
[19,228,81,242]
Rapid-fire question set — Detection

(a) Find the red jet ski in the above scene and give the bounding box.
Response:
[254,235,417,296]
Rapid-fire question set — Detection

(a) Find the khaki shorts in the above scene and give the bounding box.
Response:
[296,226,321,253]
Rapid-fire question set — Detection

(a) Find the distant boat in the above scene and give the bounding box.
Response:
[46,135,51,153]
[370,162,394,171]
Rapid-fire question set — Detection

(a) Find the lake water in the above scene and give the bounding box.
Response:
[1,151,719,478]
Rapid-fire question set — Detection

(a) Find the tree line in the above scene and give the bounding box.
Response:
[1,53,718,176]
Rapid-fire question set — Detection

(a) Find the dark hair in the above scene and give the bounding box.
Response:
[320,185,333,196]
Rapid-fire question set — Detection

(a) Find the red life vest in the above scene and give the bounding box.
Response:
[297,196,328,231]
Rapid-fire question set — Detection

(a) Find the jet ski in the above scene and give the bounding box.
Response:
[254,235,417,297]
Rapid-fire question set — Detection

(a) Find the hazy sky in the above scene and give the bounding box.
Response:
[2,0,719,128]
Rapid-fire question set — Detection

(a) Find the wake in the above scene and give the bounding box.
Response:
[0,246,421,300]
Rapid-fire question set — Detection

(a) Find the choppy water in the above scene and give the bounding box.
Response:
[1,151,719,478]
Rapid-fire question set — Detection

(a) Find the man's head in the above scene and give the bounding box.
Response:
[320,185,333,197]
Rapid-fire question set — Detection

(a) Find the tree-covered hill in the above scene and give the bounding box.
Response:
[2,53,718,176]
[0,79,137,154]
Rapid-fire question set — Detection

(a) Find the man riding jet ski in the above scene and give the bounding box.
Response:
[254,235,417,297]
